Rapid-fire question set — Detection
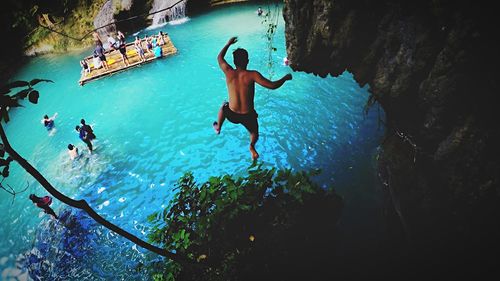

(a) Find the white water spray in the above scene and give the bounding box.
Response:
[150,0,188,27]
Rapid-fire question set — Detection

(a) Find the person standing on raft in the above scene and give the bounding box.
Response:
[213,36,292,160]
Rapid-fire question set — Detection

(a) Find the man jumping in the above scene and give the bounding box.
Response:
[213,37,292,160]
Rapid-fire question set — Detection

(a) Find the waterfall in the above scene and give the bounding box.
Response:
[150,0,188,27]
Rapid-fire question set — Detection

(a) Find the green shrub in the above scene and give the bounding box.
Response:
[148,165,343,280]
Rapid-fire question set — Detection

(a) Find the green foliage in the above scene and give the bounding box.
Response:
[148,165,343,280]
[261,1,282,79]
[0,79,52,185]
[15,0,106,50]
[0,79,53,122]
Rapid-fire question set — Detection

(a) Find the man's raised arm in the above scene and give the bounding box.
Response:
[253,72,293,90]
[218,37,238,73]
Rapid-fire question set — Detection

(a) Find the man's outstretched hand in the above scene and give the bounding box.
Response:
[284,73,293,81]
[228,37,238,45]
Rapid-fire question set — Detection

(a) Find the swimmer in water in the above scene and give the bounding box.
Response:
[283,57,290,66]
[76,125,93,153]
[67,144,79,160]
[80,119,96,141]
[41,113,58,136]
[29,194,58,219]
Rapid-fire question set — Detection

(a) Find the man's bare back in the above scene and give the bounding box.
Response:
[213,36,292,160]
[225,69,256,114]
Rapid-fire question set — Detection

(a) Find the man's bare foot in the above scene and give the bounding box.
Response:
[213,122,220,134]
[250,145,259,160]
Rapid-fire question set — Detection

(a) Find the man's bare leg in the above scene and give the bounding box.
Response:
[249,132,259,160]
[213,104,225,134]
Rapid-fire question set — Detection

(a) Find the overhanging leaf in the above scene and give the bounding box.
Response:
[0,108,9,123]
[14,88,32,99]
[2,166,9,177]
[28,90,39,104]
[29,78,53,87]
[5,81,30,89]
[2,97,23,108]
[0,88,10,95]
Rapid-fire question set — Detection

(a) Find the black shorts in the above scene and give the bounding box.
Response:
[223,102,258,134]
[99,55,106,62]
[119,46,126,55]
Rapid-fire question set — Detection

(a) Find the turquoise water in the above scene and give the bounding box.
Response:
[1,3,385,279]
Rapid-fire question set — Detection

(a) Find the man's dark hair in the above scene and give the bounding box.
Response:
[68,144,74,150]
[80,119,86,125]
[233,48,248,68]
[43,115,48,119]
[75,125,80,131]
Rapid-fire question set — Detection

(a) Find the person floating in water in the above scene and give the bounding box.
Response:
[29,194,58,219]
[76,125,93,153]
[257,7,263,16]
[213,37,292,160]
[80,119,96,141]
[41,113,58,136]
[283,57,290,66]
[67,144,79,160]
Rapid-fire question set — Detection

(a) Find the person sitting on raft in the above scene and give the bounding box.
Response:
[153,42,163,58]
[41,113,58,135]
[29,194,58,219]
[80,59,91,75]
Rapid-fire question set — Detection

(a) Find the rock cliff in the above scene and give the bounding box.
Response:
[283,0,499,277]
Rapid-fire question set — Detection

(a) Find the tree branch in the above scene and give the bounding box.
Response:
[0,123,184,262]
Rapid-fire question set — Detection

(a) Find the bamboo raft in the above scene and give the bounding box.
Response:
[78,34,177,85]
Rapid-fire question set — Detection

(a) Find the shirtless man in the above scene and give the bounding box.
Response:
[213,37,292,160]
[67,144,79,160]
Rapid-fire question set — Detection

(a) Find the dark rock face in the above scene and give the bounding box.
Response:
[94,0,117,38]
[94,0,152,39]
[284,0,499,277]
